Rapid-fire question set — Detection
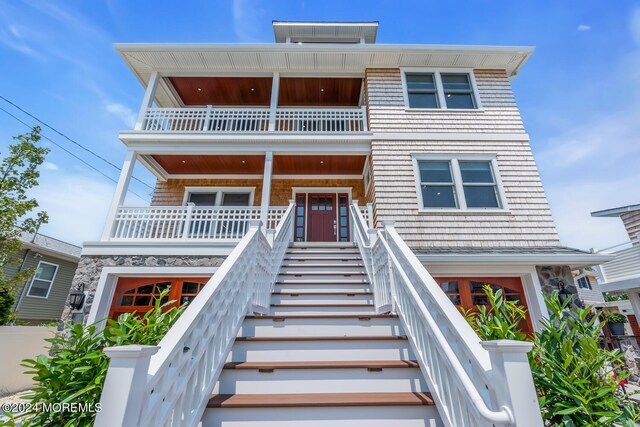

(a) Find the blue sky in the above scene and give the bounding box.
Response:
[0,0,638,249]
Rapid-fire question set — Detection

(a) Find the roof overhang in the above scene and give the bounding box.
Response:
[415,252,614,270]
[600,276,640,293]
[21,241,81,263]
[591,204,640,218]
[273,21,379,44]
[114,43,534,107]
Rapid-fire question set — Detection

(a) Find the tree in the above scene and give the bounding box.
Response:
[0,126,49,324]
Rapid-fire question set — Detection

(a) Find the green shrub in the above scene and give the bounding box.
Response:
[462,284,528,341]
[1,290,183,427]
[604,312,628,324]
[465,287,640,426]
[0,286,16,325]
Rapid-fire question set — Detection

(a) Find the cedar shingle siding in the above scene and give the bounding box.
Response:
[620,210,640,242]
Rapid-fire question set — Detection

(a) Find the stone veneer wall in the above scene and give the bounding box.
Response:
[535,265,581,307]
[59,255,226,327]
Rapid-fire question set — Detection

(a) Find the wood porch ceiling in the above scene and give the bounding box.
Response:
[150,154,366,175]
[166,77,362,107]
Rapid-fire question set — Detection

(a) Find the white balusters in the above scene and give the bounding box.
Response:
[109,206,287,241]
[349,202,543,427]
[138,107,367,133]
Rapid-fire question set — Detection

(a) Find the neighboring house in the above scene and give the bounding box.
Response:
[572,269,605,306]
[592,203,640,332]
[72,21,611,427]
[5,233,81,324]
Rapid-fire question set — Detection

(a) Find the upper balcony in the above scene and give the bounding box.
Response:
[597,240,640,287]
[128,74,368,139]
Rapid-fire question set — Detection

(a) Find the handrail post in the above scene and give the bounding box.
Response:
[480,340,543,427]
[366,202,374,228]
[183,204,194,240]
[95,345,160,427]
[382,221,397,313]
[203,105,213,131]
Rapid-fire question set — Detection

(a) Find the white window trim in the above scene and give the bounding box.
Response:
[26,260,59,299]
[400,67,483,111]
[412,154,509,213]
[182,186,256,206]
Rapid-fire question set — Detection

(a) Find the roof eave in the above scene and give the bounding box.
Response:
[415,252,614,269]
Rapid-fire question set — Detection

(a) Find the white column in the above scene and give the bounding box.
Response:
[481,340,544,427]
[134,71,160,130]
[101,151,137,240]
[268,72,280,131]
[95,345,159,427]
[260,152,274,227]
[629,291,640,320]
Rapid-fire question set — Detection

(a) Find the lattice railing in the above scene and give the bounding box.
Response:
[110,206,286,241]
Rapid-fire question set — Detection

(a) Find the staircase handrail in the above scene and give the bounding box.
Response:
[349,207,542,426]
[96,221,275,427]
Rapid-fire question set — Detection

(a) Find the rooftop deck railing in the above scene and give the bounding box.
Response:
[139,106,367,133]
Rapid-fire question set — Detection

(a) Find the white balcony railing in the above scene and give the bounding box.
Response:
[139,106,367,133]
[597,240,640,284]
[109,206,286,241]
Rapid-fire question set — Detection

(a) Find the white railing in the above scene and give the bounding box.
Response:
[349,202,542,427]
[139,106,367,133]
[274,107,367,132]
[109,206,287,241]
[143,107,269,132]
[97,209,295,427]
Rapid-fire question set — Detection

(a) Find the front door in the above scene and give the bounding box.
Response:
[307,194,336,242]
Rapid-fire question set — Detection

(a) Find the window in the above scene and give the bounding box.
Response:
[577,276,592,290]
[414,156,505,210]
[402,69,480,110]
[183,187,254,206]
[27,261,58,298]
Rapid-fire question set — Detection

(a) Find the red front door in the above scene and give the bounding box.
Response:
[307,194,336,242]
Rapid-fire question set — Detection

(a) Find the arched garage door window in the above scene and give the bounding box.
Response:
[109,277,209,320]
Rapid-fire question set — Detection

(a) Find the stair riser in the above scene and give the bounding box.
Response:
[229,340,413,362]
[270,306,375,315]
[271,295,373,305]
[285,255,362,260]
[275,284,372,292]
[277,275,368,283]
[202,406,442,427]
[239,318,402,337]
[279,269,367,276]
[216,368,426,394]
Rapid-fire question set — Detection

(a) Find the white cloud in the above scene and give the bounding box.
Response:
[577,24,591,31]
[30,171,116,245]
[104,101,136,128]
[43,161,59,171]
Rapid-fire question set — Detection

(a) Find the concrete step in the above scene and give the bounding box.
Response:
[239,315,402,338]
[228,336,412,362]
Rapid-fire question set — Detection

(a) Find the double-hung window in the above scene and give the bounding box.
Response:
[27,261,58,298]
[415,156,505,210]
[402,69,480,110]
[576,276,592,290]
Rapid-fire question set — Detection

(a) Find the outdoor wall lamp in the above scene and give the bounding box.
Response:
[553,279,572,304]
[69,283,86,311]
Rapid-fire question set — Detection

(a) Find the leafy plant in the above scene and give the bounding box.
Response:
[462,284,528,341]
[2,289,183,427]
[0,127,49,325]
[604,292,629,302]
[465,286,640,426]
[604,312,628,324]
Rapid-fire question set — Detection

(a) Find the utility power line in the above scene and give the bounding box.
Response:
[0,106,151,204]
[0,95,154,190]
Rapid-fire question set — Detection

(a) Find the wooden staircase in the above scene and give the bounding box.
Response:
[204,243,442,426]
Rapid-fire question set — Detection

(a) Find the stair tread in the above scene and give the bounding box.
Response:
[273,292,373,296]
[223,360,419,370]
[244,314,398,319]
[207,392,434,408]
[235,335,407,342]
